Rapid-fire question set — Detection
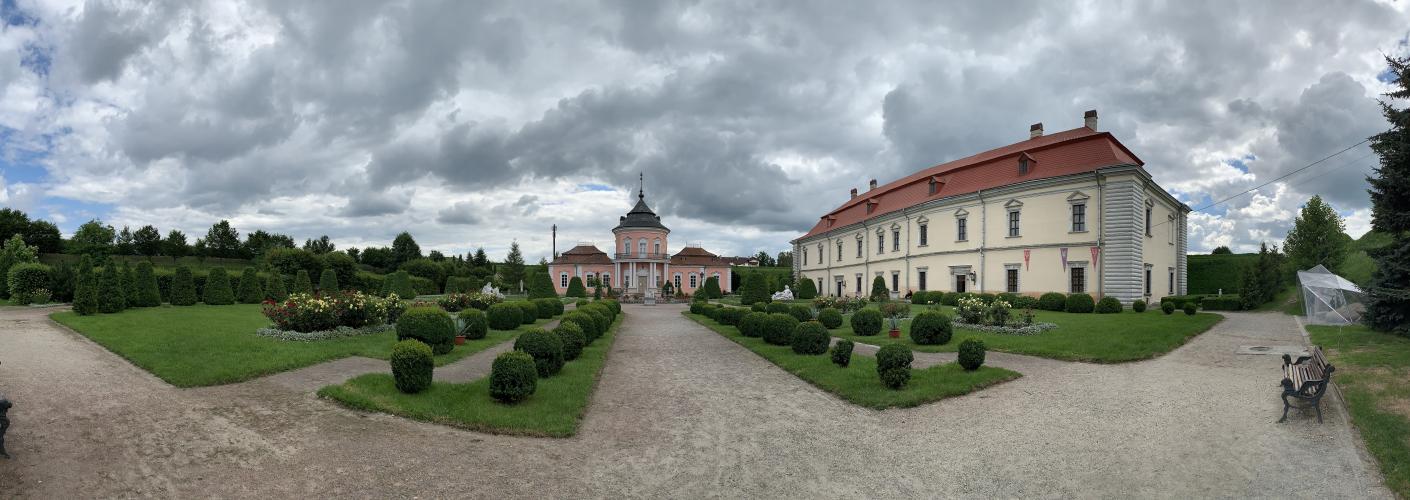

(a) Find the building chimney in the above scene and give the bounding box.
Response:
[869,179,878,190]
[850,188,858,198]
[1029,122,1043,139]
[1084,109,1098,130]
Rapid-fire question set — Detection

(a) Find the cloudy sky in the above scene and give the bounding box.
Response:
[1,0,1407,261]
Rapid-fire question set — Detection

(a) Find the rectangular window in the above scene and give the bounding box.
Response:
[837,242,843,261]
[1145,268,1152,295]
[674,274,681,290]
[878,233,884,254]
[1169,271,1175,294]
[802,248,807,266]
[561,274,568,288]
[1070,267,1085,293]
[856,239,862,258]
[1006,269,1019,293]
[955,274,966,293]
[891,273,898,292]
[1072,204,1086,232]
[855,276,862,294]
[892,230,900,252]
[919,224,928,246]
[928,179,937,195]
[918,270,927,291]
[957,218,967,241]
[1019,158,1029,175]
[1146,207,1153,236]
[1008,211,1021,237]
[690,274,697,288]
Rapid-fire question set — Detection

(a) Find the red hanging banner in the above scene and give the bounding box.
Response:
[1090,246,1100,269]
[1023,249,1031,271]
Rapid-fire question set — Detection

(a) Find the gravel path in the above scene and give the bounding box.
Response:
[0,304,1392,498]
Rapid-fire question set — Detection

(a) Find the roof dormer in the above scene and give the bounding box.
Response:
[1017,152,1037,175]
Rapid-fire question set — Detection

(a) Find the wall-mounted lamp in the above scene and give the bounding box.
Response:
[968,271,977,283]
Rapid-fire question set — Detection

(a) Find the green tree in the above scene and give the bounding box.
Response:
[1238,242,1285,310]
[203,267,235,305]
[134,261,162,306]
[293,269,313,295]
[24,219,61,254]
[238,267,264,303]
[776,251,793,268]
[1210,246,1233,255]
[244,230,295,258]
[870,275,890,302]
[1366,55,1410,336]
[1283,195,1350,273]
[754,251,776,267]
[318,268,339,293]
[170,266,198,305]
[163,229,189,257]
[501,242,526,292]
[119,261,137,305]
[565,276,587,297]
[133,225,163,256]
[266,272,289,301]
[303,235,336,254]
[72,219,116,257]
[698,276,722,299]
[98,263,126,313]
[0,233,38,299]
[391,232,421,267]
[471,247,490,268]
[203,220,243,259]
[114,226,135,255]
[0,208,30,242]
[739,273,769,305]
[795,278,817,299]
[526,271,557,299]
[73,257,99,315]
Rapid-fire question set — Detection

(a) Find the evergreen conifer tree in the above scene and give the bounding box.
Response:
[266,273,289,301]
[72,257,100,315]
[318,268,339,293]
[170,266,198,305]
[203,267,235,305]
[739,273,768,305]
[238,267,264,303]
[795,278,817,299]
[98,264,126,313]
[698,276,722,299]
[1366,55,1410,336]
[1284,195,1350,273]
[134,261,162,306]
[871,275,890,302]
[565,276,587,297]
[526,271,557,298]
[293,269,313,295]
[501,242,526,292]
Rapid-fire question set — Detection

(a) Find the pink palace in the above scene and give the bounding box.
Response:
[548,182,732,298]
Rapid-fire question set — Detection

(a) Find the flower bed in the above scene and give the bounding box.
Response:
[436,292,503,312]
[256,323,395,342]
[951,320,1057,336]
[262,291,403,333]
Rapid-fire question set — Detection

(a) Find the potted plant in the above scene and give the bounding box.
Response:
[455,334,467,345]
[880,302,909,338]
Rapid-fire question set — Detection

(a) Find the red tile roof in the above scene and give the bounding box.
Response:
[797,127,1142,240]
[551,244,613,265]
[670,246,726,266]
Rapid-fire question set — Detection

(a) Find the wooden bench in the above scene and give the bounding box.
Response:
[1279,346,1335,423]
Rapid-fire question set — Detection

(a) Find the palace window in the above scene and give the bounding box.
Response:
[892,230,900,252]
[957,218,967,241]
[1145,267,1152,295]
[1019,157,1030,175]
[837,241,843,261]
[802,248,808,266]
[1169,269,1175,294]
[877,231,885,254]
[653,239,661,254]
[1072,203,1086,232]
[919,223,928,246]
[638,240,647,256]
[602,273,611,287]
[623,238,631,253]
[1007,269,1019,293]
[928,178,938,195]
[891,272,898,292]
[1146,206,1153,236]
[818,243,824,264]
[856,239,862,258]
[1070,267,1086,294]
[917,269,927,291]
[1008,210,1021,237]
[560,273,569,288]
[690,274,697,288]
[674,273,681,290]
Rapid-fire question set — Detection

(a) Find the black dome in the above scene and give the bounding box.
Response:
[614,187,669,231]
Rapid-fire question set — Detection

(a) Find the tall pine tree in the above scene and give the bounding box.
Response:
[501,242,526,292]
[1366,55,1410,336]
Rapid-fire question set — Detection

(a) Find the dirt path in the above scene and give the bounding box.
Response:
[0,305,1392,498]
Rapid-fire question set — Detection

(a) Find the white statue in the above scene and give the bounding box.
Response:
[771,285,794,301]
[481,282,504,298]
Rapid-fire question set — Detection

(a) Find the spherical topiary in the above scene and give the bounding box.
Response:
[750,302,767,312]
[600,299,620,315]
[1064,293,1095,313]
[202,267,235,305]
[576,298,590,308]
[396,306,457,355]
[533,298,558,319]
[561,311,601,343]
[580,307,610,336]
[765,302,789,315]
[1132,299,1147,313]
[940,292,960,306]
[850,308,883,336]
[390,339,434,394]
[909,310,954,345]
[817,307,843,329]
[1183,302,1197,315]
[514,301,538,325]
[1037,292,1067,311]
[876,344,913,389]
[1095,296,1122,314]
[787,304,813,322]
[553,320,586,361]
[791,321,830,355]
[738,311,769,338]
[514,328,565,377]
[458,308,488,339]
[689,301,707,315]
[957,339,986,370]
[486,302,523,330]
[584,302,615,323]
[1162,301,1176,315]
[489,351,537,403]
[831,339,854,367]
[715,307,746,326]
[762,313,800,346]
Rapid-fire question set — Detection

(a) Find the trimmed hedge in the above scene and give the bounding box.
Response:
[489,351,537,403]
[319,269,340,293]
[202,267,235,305]
[237,267,263,303]
[265,272,289,301]
[553,321,586,361]
[940,292,960,306]
[787,304,812,322]
[1095,296,1122,314]
[750,302,767,312]
[293,269,313,295]
[6,262,49,303]
[73,267,98,314]
[1037,292,1067,311]
[1162,301,1176,315]
[458,308,488,339]
[908,310,953,345]
[532,298,558,319]
[513,301,538,325]
[738,311,769,338]
[514,328,565,377]
[876,344,913,389]
[817,307,843,329]
[1183,302,1197,315]
[579,306,609,336]
[762,313,799,346]
[1132,299,1147,313]
[957,339,986,370]
[850,308,883,336]
[486,303,523,330]
[98,265,126,313]
[170,266,198,306]
[390,339,434,394]
[566,276,588,297]
[715,307,746,326]
[396,306,457,355]
[831,339,854,367]
[560,311,600,342]
[791,321,830,355]
[134,262,162,307]
[1064,293,1095,313]
[1201,295,1243,311]
[765,302,790,315]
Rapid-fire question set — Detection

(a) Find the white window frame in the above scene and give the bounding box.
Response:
[689,273,697,288]
[1005,199,1023,238]
[560,273,569,288]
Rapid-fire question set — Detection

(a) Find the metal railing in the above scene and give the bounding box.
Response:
[615,252,669,260]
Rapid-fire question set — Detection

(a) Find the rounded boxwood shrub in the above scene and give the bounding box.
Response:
[458,308,488,340]
[791,321,830,355]
[1037,292,1067,311]
[202,267,235,305]
[787,304,813,322]
[1162,301,1176,315]
[1011,295,1038,310]
[957,339,986,370]
[940,292,960,306]
[765,302,789,315]
[390,339,434,394]
[738,311,769,338]
[6,262,49,304]
[486,302,523,330]
[762,313,800,346]
[750,302,767,312]
[975,293,996,305]
[1064,293,1095,313]
[514,328,564,377]
[600,299,620,315]
[561,311,601,342]
[850,308,883,337]
[689,301,707,315]
[1132,299,1147,313]
[1183,302,1197,315]
[910,291,930,305]
[876,344,913,389]
[553,321,586,361]
[909,310,953,345]
[533,298,558,319]
[831,339,854,367]
[995,292,1020,305]
[576,298,590,308]
[716,307,746,326]
[489,351,537,403]
[817,307,843,329]
[580,307,610,335]
[1095,296,1122,314]
[170,266,198,306]
[396,306,457,355]
[513,301,538,325]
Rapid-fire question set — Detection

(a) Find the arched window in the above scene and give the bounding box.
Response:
[638,240,647,256]
[560,273,569,288]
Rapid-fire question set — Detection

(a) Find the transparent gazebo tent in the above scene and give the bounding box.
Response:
[1297,264,1366,325]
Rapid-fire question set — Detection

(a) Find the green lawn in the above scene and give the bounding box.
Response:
[318,315,623,437]
[684,312,1019,409]
[820,305,1222,363]
[51,304,553,387]
[1306,324,1410,497]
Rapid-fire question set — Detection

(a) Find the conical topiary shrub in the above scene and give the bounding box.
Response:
[72,264,99,315]
[203,267,235,305]
[170,266,198,306]
[134,261,162,307]
[238,267,264,303]
[318,269,339,293]
[293,269,313,295]
[120,262,137,307]
[266,273,288,301]
[565,276,587,297]
[698,276,722,299]
[98,264,126,313]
